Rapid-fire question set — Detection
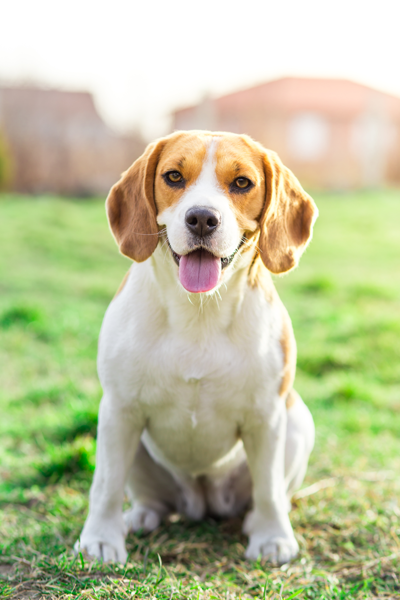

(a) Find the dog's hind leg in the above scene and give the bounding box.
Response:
[203,441,252,518]
[124,440,206,532]
[124,440,179,533]
[204,459,252,518]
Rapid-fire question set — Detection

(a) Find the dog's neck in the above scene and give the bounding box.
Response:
[149,244,262,340]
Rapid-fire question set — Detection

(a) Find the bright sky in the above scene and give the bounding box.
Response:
[1,0,400,139]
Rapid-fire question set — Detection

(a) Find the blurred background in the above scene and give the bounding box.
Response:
[1,1,400,597]
[1,0,400,194]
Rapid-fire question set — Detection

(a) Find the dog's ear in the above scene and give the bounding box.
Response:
[258,150,318,274]
[106,139,167,262]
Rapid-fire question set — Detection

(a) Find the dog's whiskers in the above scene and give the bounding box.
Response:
[128,228,167,237]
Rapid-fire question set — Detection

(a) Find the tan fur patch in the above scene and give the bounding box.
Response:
[247,253,275,303]
[113,269,130,300]
[279,302,297,399]
[154,133,208,214]
[247,257,296,398]
[285,389,299,409]
[214,135,265,233]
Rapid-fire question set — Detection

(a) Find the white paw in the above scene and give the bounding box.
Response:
[123,504,161,533]
[74,536,127,564]
[75,516,127,563]
[245,533,299,565]
[243,508,298,565]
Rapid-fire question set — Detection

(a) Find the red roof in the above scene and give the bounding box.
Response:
[175,77,400,119]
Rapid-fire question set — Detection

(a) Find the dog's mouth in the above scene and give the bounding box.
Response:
[169,241,243,293]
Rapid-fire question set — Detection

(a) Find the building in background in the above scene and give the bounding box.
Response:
[0,86,145,195]
[173,78,400,189]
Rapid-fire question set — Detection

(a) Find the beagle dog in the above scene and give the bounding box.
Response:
[75,131,318,565]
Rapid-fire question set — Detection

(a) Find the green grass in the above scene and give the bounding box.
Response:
[1,191,400,599]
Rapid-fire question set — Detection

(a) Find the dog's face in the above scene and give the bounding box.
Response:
[154,133,266,292]
[107,131,318,293]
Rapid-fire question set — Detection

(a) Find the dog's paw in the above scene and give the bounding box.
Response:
[245,534,299,565]
[74,516,127,564]
[243,508,298,565]
[74,536,127,564]
[123,505,161,533]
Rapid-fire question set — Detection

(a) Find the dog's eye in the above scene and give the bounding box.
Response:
[163,171,185,188]
[234,177,251,189]
[166,171,183,183]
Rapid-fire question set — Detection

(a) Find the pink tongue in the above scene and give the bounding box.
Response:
[179,249,221,293]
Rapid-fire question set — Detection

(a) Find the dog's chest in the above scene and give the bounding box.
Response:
[141,328,254,411]
[160,323,277,447]
[136,328,274,473]
[99,275,283,473]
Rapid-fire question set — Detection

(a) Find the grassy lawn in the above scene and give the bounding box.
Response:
[0,191,399,599]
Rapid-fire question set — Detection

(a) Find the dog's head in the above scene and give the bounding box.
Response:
[107,131,318,293]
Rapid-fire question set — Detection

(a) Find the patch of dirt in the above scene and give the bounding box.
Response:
[0,562,14,576]
[9,590,40,599]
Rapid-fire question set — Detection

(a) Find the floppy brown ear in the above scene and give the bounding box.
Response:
[106,139,167,262]
[258,150,318,274]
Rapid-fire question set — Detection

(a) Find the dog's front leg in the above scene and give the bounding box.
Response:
[242,403,298,565]
[74,396,143,563]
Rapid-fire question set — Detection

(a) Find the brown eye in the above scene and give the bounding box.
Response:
[167,171,182,183]
[235,177,251,189]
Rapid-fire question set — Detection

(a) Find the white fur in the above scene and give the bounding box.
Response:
[75,139,315,566]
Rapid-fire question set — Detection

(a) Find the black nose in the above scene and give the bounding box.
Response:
[185,206,221,237]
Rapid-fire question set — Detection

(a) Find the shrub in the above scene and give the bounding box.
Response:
[0,130,13,189]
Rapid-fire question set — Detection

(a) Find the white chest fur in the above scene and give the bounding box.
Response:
[98,254,284,477]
